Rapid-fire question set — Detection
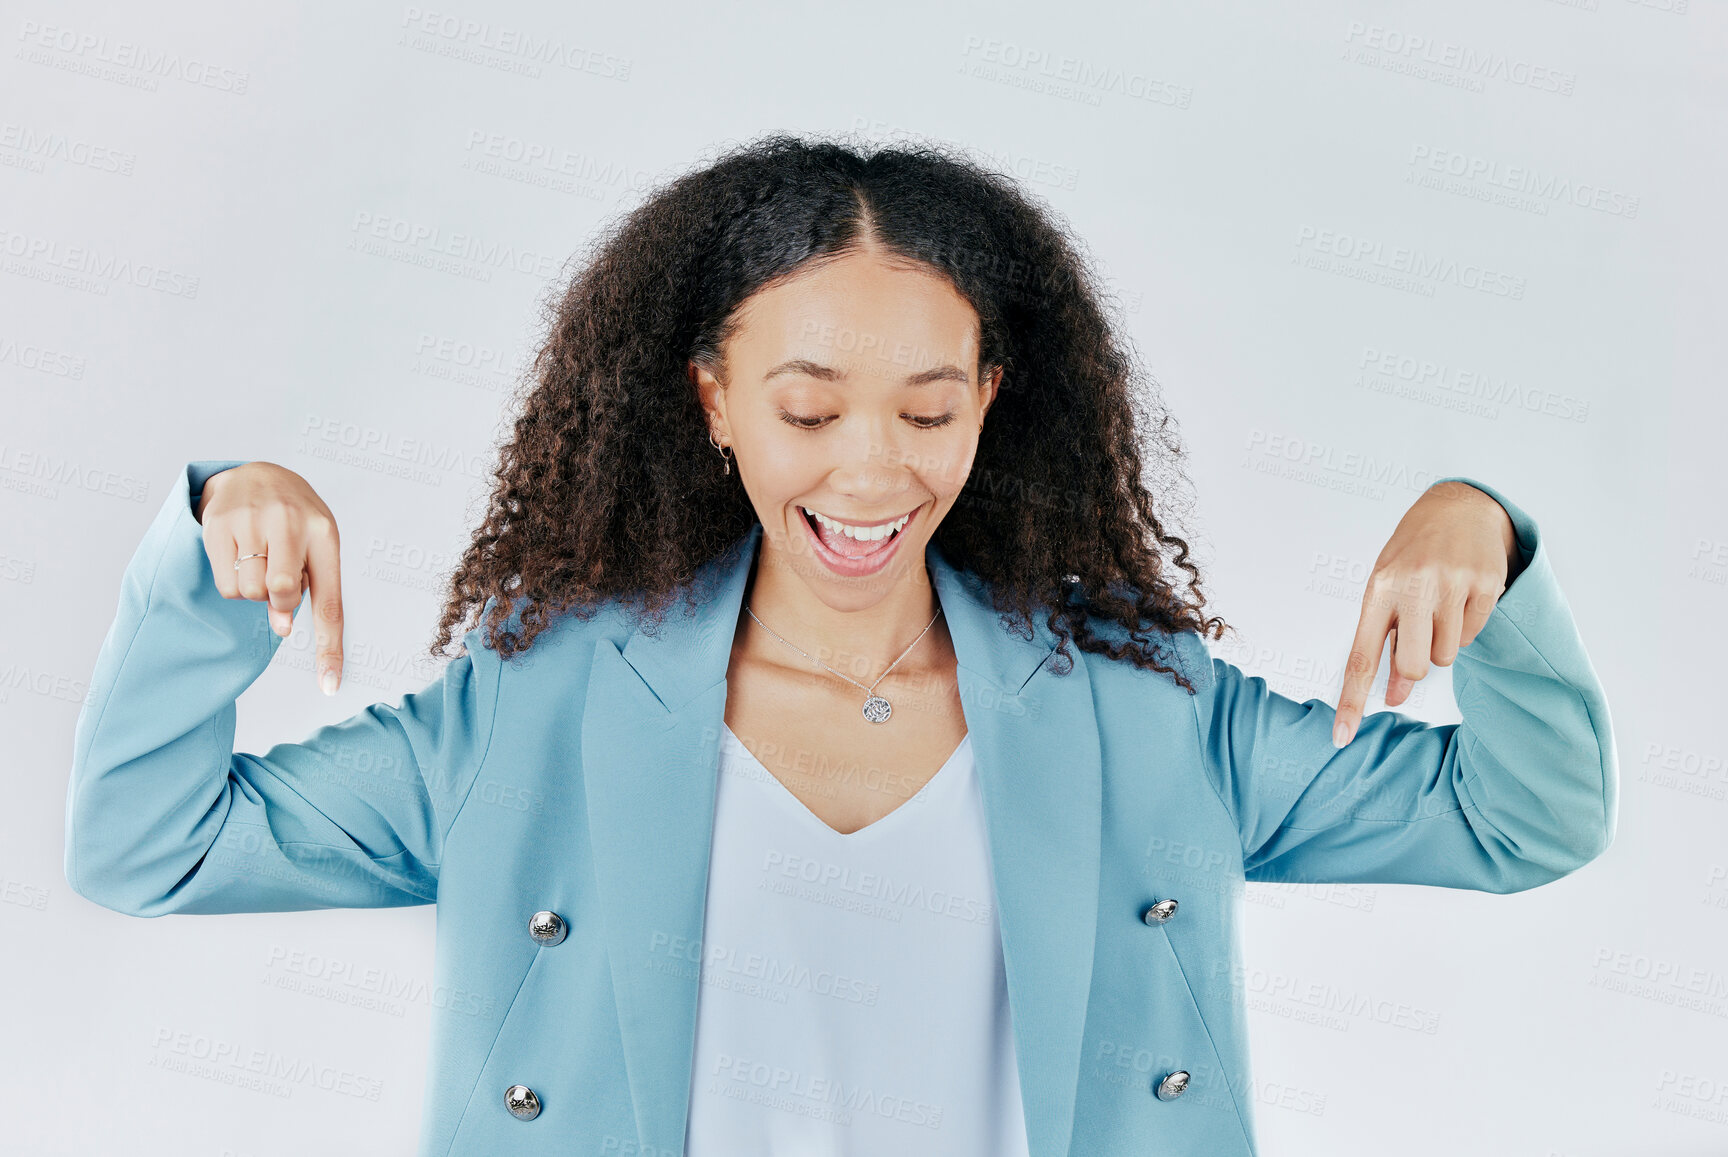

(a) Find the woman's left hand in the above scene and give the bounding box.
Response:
[1332,480,1526,748]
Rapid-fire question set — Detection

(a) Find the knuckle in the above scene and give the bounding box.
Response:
[1368,567,1416,599]
[1432,570,1470,606]
[1344,649,1375,677]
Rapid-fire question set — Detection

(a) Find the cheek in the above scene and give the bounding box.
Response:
[926,437,977,495]
[748,429,825,493]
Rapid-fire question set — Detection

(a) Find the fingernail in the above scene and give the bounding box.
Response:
[1332,720,1350,748]
[321,670,339,697]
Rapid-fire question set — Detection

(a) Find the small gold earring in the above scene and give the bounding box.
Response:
[708,430,732,476]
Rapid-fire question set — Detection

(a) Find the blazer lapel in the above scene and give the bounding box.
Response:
[580,527,753,1155]
[930,543,1102,1157]
[580,521,1102,1157]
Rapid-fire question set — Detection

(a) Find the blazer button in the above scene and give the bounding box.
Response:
[528,910,568,946]
[505,1084,542,1120]
[1155,1070,1191,1101]
[1142,898,1179,925]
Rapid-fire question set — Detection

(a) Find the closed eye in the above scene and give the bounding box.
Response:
[777,410,956,430]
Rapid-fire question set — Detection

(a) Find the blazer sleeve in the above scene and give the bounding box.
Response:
[1181,475,1618,894]
[63,459,503,917]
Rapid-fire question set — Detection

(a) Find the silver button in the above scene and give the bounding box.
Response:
[1142,898,1179,925]
[1156,1070,1190,1101]
[505,1084,542,1120]
[528,910,567,946]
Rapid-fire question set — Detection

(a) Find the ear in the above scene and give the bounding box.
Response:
[979,364,1005,420]
[688,359,726,438]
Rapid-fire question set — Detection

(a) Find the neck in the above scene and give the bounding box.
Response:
[738,532,949,684]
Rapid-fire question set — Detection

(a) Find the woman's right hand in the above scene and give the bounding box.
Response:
[195,462,344,695]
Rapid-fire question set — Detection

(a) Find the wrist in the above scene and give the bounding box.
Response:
[1427,479,1523,584]
[1506,532,1527,585]
[1485,494,1523,584]
[194,470,228,525]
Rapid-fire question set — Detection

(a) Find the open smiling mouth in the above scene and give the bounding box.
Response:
[798,503,920,571]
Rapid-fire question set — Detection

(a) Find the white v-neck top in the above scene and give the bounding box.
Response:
[683,723,1031,1157]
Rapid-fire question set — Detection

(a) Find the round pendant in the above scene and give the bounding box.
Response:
[862,694,892,723]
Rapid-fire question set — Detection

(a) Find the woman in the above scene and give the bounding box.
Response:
[64,133,1617,1156]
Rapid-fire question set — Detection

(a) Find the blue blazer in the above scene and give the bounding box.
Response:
[65,460,1618,1157]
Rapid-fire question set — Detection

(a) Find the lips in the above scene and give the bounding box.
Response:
[797,502,921,577]
[804,506,916,530]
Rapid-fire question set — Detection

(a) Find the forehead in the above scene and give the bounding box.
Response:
[729,254,982,382]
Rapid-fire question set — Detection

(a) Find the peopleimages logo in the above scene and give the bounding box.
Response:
[397,7,632,79]
[1293,225,1527,300]
[1407,145,1640,219]
[0,226,200,298]
[14,20,251,93]
[957,36,1193,109]
[1357,345,1592,423]
[1341,21,1576,95]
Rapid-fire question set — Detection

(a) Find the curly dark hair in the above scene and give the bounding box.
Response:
[428,130,1229,694]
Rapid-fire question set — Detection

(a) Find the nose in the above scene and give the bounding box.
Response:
[827,419,921,503]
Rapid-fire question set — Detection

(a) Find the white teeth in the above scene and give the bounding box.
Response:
[802,506,912,542]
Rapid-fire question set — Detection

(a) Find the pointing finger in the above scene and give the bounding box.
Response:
[303,515,344,696]
[1336,581,1396,748]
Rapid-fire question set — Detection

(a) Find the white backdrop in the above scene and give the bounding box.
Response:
[5,2,1723,1155]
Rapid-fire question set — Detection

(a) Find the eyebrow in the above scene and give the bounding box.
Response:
[761,358,971,387]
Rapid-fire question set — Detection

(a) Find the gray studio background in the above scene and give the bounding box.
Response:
[4,1,1723,1154]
